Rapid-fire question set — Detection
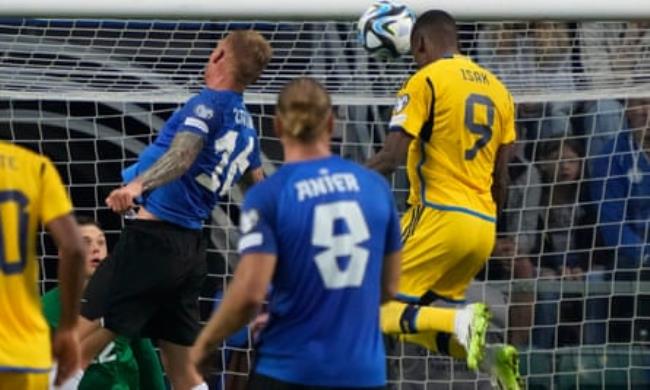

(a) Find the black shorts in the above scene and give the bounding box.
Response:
[81,219,207,346]
[247,373,386,390]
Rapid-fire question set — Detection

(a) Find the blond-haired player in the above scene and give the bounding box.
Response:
[192,77,401,389]
[367,10,521,389]
[0,143,85,389]
[76,30,272,390]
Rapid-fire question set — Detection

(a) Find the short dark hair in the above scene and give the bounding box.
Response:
[75,215,101,229]
[411,10,458,47]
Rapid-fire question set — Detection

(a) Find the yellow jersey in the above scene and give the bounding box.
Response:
[0,142,72,372]
[389,54,516,222]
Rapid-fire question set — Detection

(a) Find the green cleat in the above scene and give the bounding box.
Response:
[484,344,522,390]
[456,303,491,370]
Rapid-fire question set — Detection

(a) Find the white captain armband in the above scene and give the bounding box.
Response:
[183,117,209,134]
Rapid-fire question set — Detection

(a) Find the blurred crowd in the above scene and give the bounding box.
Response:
[469,21,650,387]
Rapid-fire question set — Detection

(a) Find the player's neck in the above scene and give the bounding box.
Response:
[434,47,459,60]
[283,142,332,163]
[205,75,244,93]
[419,48,459,68]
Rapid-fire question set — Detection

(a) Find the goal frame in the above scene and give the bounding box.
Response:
[2,0,650,20]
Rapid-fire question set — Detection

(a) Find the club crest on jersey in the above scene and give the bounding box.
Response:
[194,104,214,120]
[240,209,259,234]
[393,94,409,114]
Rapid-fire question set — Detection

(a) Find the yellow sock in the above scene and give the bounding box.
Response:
[400,332,437,351]
[380,301,408,334]
[381,301,457,334]
[448,336,467,359]
[415,306,456,334]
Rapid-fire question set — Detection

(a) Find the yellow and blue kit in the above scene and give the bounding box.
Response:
[389,54,516,302]
[0,143,72,385]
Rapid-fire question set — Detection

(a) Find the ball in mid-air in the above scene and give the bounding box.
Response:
[358,0,415,60]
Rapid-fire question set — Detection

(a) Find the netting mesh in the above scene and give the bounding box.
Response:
[1,20,650,103]
[1,17,649,389]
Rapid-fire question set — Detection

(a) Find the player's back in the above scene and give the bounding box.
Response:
[0,142,71,371]
[246,155,399,387]
[123,88,261,229]
[392,54,516,221]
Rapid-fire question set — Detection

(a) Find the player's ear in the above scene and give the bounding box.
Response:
[210,45,226,65]
[410,32,421,55]
[325,110,334,135]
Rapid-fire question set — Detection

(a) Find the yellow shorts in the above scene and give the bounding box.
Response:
[398,205,495,302]
[0,372,49,390]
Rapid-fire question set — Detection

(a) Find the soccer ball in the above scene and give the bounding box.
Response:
[358,0,415,60]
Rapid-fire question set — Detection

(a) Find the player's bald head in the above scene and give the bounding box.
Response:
[411,10,458,56]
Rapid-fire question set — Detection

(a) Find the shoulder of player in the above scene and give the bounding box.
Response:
[400,68,429,91]
[2,142,42,160]
[243,171,283,207]
[1,143,52,172]
[182,91,220,121]
[365,168,393,194]
[404,59,461,93]
[41,286,61,304]
[414,55,463,78]
[41,287,62,328]
[339,158,392,193]
[487,71,513,98]
[184,88,245,117]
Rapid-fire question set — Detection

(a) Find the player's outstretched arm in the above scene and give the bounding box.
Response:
[366,129,412,176]
[135,131,204,191]
[492,143,514,215]
[106,131,204,213]
[47,214,86,385]
[190,252,276,369]
[381,251,401,303]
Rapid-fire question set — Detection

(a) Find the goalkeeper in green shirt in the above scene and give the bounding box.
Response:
[42,216,165,390]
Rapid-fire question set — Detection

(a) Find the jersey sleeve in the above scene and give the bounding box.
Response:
[388,72,432,138]
[238,185,277,256]
[39,158,73,225]
[500,93,517,145]
[178,92,221,141]
[248,133,262,171]
[383,184,402,255]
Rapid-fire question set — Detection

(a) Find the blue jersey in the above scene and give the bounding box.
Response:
[589,130,650,267]
[123,88,261,229]
[238,155,401,387]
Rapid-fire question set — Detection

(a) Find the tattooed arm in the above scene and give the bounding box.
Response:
[136,131,204,191]
[105,131,204,213]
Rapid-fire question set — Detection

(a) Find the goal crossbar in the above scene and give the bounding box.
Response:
[2,0,650,20]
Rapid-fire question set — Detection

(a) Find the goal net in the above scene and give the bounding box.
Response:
[1,15,649,389]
